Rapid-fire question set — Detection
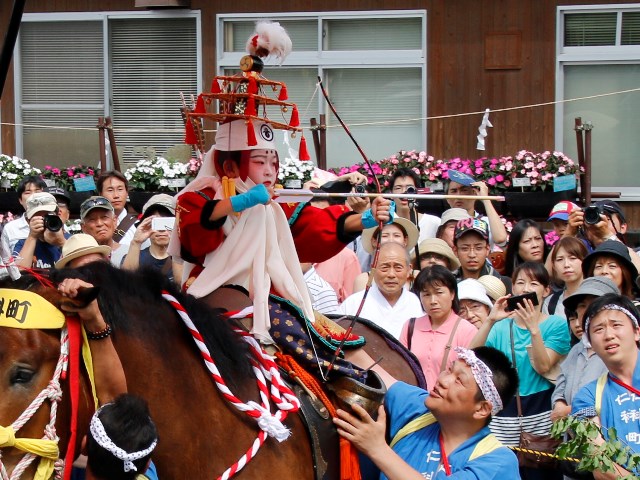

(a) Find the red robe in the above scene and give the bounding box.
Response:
[176,188,359,268]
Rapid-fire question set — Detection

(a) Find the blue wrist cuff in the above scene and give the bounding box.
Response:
[361,209,377,229]
[230,184,269,212]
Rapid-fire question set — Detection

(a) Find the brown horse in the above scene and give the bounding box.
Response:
[0,263,422,479]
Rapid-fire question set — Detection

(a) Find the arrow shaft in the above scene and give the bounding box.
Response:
[275,190,505,202]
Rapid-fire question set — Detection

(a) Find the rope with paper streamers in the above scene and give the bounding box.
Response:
[2,85,640,134]
[161,292,300,480]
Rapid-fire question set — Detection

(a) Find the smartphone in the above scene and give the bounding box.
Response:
[506,291,539,312]
[151,216,175,231]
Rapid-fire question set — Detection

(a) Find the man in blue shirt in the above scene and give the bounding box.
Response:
[338,346,520,479]
[572,293,640,479]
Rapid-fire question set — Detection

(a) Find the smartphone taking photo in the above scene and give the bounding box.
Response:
[506,291,539,312]
[151,216,175,231]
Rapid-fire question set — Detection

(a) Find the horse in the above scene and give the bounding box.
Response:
[0,263,423,479]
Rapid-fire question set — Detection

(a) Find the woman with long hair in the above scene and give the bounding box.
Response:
[504,219,549,278]
[470,261,570,480]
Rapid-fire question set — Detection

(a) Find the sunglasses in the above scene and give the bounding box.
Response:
[81,197,112,214]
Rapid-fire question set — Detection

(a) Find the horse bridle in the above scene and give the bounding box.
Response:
[0,328,69,480]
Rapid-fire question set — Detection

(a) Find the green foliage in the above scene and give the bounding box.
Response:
[552,415,640,479]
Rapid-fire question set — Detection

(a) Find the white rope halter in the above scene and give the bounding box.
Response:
[89,406,157,473]
[0,328,69,480]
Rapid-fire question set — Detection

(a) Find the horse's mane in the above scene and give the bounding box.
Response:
[8,264,251,380]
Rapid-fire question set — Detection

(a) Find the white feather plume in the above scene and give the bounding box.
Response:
[246,21,292,64]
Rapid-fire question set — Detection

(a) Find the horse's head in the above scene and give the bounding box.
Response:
[0,274,93,478]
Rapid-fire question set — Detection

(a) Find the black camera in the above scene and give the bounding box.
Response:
[583,205,604,226]
[354,184,366,194]
[43,213,63,232]
[405,186,417,195]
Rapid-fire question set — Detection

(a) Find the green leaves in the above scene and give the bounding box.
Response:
[552,415,640,478]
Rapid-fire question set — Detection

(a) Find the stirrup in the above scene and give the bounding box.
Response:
[327,370,386,418]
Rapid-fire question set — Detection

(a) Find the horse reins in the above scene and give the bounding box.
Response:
[162,291,300,480]
[0,328,69,480]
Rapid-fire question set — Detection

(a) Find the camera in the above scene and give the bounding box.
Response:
[354,184,366,194]
[583,204,604,225]
[43,213,63,232]
[405,186,417,196]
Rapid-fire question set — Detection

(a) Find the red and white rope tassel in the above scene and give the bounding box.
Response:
[0,329,69,480]
[161,292,300,480]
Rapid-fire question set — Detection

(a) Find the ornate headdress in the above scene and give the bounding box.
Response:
[183,21,310,160]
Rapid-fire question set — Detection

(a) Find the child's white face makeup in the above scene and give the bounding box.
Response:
[247,150,278,186]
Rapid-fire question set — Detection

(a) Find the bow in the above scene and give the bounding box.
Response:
[317,77,385,378]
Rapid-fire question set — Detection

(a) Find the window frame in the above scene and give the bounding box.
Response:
[14,10,203,160]
[555,4,640,200]
[216,10,428,165]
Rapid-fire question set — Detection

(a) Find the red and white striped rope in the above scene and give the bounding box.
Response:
[161,292,300,480]
[0,328,69,480]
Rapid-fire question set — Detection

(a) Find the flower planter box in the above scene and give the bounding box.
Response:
[505,189,577,220]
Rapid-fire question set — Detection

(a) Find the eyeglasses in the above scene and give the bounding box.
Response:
[459,302,487,315]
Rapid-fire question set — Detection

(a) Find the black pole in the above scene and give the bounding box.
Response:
[0,0,27,98]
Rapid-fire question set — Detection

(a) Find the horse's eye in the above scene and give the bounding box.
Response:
[10,368,35,385]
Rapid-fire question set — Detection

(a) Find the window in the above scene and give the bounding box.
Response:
[218,11,426,169]
[16,11,200,168]
[557,5,640,198]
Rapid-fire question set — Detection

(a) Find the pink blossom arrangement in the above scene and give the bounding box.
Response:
[331,149,580,195]
[512,151,583,192]
[41,164,97,191]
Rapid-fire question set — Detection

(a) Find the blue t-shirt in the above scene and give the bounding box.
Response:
[14,234,70,269]
[486,315,570,396]
[385,382,520,480]
[573,351,640,467]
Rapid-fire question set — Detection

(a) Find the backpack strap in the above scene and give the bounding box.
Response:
[390,412,437,448]
[547,290,563,315]
[113,213,138,243]
[595,372,608,417]
[439,316,464,374]
[407,317,416,351]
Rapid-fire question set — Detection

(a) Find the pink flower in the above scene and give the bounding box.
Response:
[487,178,497,186]
[558,166,566,173]
[530,171,539,178]
[495,175,504,182]
[44,165,52,170]
[78,173,85,178]
[475,167,484,175]
[391,159,399,165]
[88,169,94,175]
[67,169,74,177]
[403,157,411,163]
[475,160,484,168]
[52,168,60,175]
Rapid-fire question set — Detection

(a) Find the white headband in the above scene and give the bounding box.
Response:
[454,347,503,416]
[89,405,158,472]
[583,303,640,346]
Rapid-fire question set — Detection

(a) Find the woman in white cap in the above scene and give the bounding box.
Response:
[457,278,493,328]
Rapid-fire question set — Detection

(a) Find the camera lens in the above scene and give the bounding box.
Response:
[355,184,366,194]
[405,186,417,195]
[583,205,602,226]
[43,213,63,232]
